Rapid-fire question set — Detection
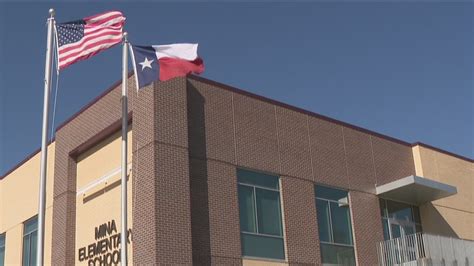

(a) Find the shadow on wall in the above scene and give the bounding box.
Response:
[419,203,458,238]
[187,81,212,265]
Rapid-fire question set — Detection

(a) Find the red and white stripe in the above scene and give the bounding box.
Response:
[152,43,205,81]
[58,11,125,70]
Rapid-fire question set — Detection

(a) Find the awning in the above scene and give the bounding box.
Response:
[375,175,457,205]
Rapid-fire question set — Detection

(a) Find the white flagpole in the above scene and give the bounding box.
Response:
[121,31,129,266]
[37,8,55,266]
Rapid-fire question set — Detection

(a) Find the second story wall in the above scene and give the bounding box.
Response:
[413,145,474,240]
[0,142,55,265]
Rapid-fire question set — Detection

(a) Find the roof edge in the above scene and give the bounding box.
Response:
[2,73,472,179]
[0,139,55,180]
[189,75,414,144]
[412,142,473,163]
[188,75,473,163]
[55,71,134,132]
[1,72,134,180]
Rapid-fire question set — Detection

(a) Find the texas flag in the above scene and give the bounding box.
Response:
[130,43,205,89]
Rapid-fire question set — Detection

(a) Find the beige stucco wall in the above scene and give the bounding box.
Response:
[0,142,55,265]
[75,129,133,265]
[412,145,474,240]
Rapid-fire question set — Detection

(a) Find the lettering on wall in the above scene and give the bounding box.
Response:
[77,220,132,266]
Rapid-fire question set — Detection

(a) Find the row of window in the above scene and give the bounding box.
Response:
[0,216,38,266]
[1,169,421,266]
[237,168,355,265]
[237,169,422,265]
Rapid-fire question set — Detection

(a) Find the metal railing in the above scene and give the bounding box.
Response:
[377,232,474,265]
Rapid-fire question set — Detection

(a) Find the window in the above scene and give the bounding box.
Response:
[22,217,38,266]
[0,233,5,266]
[237,169,285,260]
[380,199,422,240]
[315,185,355,266]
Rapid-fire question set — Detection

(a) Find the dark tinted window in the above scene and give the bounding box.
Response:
[237,169,279,189]
[238,185,256,233]
[316,199,331,242]
[22,217,38,266]
[315,185,348,201]
[315,185,355,265]
[330,202,353,245]
[0,234,5,266]
[256,189,282,236]
[237,169,284,260]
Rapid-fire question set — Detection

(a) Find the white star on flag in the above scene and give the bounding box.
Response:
[139,57,154,71]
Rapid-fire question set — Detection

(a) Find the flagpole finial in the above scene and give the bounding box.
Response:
[123,32,128,42]
[49,8,55,17]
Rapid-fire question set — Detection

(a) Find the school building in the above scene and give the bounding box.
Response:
[1,75,473,265]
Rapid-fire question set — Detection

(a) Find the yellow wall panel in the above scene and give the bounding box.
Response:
[4,224,22,265]
[0,143,55,232]
[413,145,474,240]
[75,129,133,265]
[0,143,55,265]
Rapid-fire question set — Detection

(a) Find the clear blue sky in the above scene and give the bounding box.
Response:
[0,2,472,175]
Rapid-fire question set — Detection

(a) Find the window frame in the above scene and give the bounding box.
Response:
[379,198,422,240]
[315,185,354,246]
[0,233,5,266]
[22,216,38,266]
[316,197,356,246]
[237,182,282,237]
[237,168,285,260]
[315,184,356,265]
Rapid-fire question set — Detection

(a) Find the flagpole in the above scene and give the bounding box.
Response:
[37,8,55,266]
[121,31,129,266]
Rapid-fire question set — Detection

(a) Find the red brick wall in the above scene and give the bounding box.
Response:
[206,161,242,265]
[372,135,415,186]
[309,117,349,188]
[187,77,415,265]
[187,80,242,264]
[51,75,416,265]
[130,79,157,264]
[133,78,193,264]
[281,177,320,265]
[233,93,280,174]
[276,107,313,181]
[343,127,377,193]
[350,191,384,266]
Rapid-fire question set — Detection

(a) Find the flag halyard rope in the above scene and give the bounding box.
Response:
[50,23,60,142]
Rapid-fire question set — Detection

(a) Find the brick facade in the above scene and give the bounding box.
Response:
[350,191,384,266]
[52,75,416,265]
[133,79,193,264]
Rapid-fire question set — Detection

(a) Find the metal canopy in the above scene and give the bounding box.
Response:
[376,175,457,205]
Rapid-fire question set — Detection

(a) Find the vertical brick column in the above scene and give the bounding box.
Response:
[343,127,377,194]
[187,84,212,264]
[52,147,77,266]
[350,190,384,266]
[132,78,193,264]
[207,161,241,265]
[131,82,157,264]
[281,177,321,265]
[187,79,242,265]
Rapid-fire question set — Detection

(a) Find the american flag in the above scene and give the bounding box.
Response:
[56,11,125,70]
